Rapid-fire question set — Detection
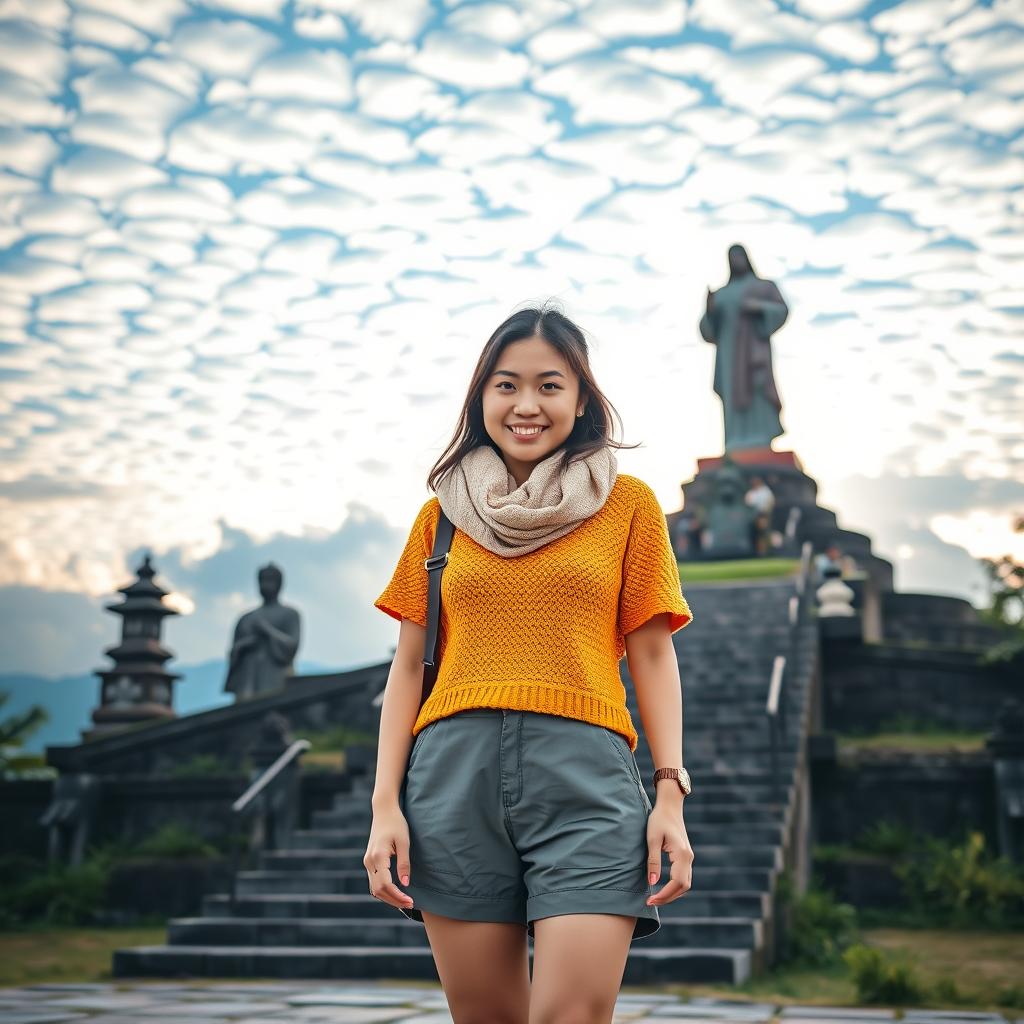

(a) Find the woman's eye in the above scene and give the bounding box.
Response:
[495,382,561,391]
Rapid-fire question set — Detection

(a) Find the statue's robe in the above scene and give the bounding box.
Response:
[699,273,788,452]
[224,604,300,699]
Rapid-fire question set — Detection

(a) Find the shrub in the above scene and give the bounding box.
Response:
[128,822,219,860]
[0,824,223,928]
[932,975,964,1005]
[995,982,1024,1009]
[0,850,113,928]
[778,874,859,967]
[304,725,378,754]
[844,943,923,1004]
[854,819,920,859]
[167,753,237,778]
[896,830,1024,928]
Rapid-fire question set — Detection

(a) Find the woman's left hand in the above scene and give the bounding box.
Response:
[644,803,693,906]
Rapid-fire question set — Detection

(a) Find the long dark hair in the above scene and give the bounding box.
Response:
[426,300,640,492]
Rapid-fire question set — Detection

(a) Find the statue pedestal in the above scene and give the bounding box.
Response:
[697,447,803,474]
[670,449,895,610]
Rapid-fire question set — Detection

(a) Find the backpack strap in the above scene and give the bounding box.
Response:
[421,508,454,709]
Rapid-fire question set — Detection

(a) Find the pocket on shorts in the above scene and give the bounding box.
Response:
[407,718,439,772]
[602,727,652,813]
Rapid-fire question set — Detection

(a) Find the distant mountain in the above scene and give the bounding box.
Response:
[0,657,340,754]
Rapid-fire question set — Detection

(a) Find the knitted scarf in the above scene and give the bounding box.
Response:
[434,443,618,558]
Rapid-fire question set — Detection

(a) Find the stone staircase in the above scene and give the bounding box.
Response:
[114,576,819,984]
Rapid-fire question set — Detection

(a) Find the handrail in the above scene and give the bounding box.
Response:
[765,654,788,805]
[765,540,814,804]
[232,740,311,815]
[784,506,802,542]
[228,738,311,913]
[796,539,813,597]
[765,654,786,716]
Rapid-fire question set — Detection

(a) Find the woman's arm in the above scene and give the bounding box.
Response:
[372,617,426,811]
[624,612,685,812]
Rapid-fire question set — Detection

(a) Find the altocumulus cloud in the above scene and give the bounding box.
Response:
[0,0,1021,680]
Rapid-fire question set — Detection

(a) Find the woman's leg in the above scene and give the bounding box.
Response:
[528,912,636,1024]
[422,911,531,1024]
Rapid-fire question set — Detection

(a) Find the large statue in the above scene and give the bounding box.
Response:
[224,563,301,701]
[699,244,789,452]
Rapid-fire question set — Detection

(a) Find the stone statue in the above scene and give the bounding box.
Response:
[702,457,756,559]
[699,244,789,452]
[224,563,300,701]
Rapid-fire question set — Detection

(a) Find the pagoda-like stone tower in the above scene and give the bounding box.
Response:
[84,552,181,740]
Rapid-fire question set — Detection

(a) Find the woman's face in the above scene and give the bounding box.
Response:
[481,335,586,488]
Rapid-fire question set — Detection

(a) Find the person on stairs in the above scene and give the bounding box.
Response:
[366,301,695,1023]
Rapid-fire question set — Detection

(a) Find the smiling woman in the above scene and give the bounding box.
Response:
[366,299,696,1022]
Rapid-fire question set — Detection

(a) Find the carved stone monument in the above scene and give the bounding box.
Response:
[699,243,789,453]
[85,553,181,739]
[223,563,301,701]
[702,456,756,559]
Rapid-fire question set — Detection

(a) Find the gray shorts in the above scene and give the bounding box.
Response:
[397,707,659,941]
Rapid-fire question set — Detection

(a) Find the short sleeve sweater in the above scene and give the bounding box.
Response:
[373,473,693,752]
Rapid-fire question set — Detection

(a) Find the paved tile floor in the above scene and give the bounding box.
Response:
[0,983,1021,1024]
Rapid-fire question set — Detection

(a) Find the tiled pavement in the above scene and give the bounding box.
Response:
[0,982,1019,1024]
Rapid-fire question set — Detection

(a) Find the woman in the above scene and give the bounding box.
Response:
[366,302,695,1023]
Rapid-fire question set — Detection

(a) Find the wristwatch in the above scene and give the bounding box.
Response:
[653,767,692,796]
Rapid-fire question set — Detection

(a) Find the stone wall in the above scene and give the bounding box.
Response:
[809,735,996,847]
[821,638,1019,733]
[46,666,386,776]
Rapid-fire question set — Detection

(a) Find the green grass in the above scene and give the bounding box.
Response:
[679,557,800,583]
[642,928,1024,1010]
[838,730,989,754]
[837,716,990,754]
[0,924,167,986]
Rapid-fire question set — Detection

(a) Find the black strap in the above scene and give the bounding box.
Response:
[421,509,454,709]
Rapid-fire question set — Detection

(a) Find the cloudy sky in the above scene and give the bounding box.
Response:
[1,0,1022,683]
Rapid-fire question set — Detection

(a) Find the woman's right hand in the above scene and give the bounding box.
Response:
[363,804,415,911]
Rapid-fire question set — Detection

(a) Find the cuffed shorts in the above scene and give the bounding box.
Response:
[396,707,659,941]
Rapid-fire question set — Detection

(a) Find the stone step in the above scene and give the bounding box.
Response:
[308,802,788,842]
[288,820,785,851]
[317,784,796,830]
[112,943,752,984]
[259,842,780,873]
[166,914,763,950]
[236,864,776,896]
[107,571,817,987]
[202,889,771,921]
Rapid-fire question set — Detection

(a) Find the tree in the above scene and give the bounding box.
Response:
[0,690,50,776]
[979,512,1024,665]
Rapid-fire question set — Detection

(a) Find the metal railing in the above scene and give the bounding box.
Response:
[765,655,787,803]
[784,506,803,543]
[765,541,814,804]
[227,739,311,914]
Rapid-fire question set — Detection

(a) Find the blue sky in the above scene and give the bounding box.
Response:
[0,0,1022,683]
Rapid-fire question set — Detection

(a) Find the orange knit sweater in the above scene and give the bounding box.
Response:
[374,473,692,752]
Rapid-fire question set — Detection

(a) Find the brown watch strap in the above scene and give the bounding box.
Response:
[653,767,691,795]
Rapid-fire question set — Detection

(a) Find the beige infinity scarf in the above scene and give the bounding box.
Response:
[434,443,618,557]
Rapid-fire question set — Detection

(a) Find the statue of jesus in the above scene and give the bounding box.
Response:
[699,244,789,452]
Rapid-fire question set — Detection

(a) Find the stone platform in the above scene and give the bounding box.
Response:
[2,981,1018,1024]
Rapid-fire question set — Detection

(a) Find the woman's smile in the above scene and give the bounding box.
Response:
[507,425,548,441]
